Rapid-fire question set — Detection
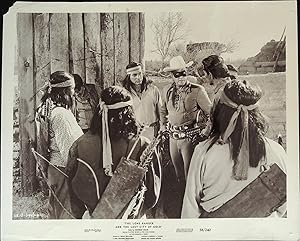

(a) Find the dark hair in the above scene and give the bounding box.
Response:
[73,74,84,91]
[202,55,236,80]
[90,86,138,140]
[41,71,75,109]
[123,62,152,93]
[210,80,268,168]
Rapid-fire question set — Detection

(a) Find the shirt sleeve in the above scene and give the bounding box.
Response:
[51,108,83,166]
[196,86,212,115]
[159,85,169,127]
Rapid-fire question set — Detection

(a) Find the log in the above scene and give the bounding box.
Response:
[139,13,145,71]
[69,13,85,82]
[17,13,37,195]
[33,13,51,171]
[33,13,51,107]
[100,13,115,88]
[84,13,101,87]
[49,13,69,72]
[129,13,140,63]
[114,13,129,85]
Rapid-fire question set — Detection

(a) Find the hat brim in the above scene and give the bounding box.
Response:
[163,61,194,72]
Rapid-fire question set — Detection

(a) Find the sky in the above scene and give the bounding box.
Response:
[144,2,292,61]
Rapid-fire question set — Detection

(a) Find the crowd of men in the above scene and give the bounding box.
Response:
[33,54,287,219]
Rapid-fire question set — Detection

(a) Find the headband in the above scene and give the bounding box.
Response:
[219,90,259,180]
[126,65,142,75]
[50,79,75,88]
[36,78,75,95]
[99,98,133,176]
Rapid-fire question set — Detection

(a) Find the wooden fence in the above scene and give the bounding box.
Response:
[17,12,145,195]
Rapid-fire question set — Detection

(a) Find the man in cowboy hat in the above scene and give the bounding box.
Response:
[160,55,212,216]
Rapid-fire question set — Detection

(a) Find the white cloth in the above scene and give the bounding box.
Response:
[49,107,83,167]
[181,137,287,218]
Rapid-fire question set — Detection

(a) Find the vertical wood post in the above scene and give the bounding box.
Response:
[129,13,140,63]
[69,13,85,81]
[33,13,51,107]
[50,13,69,73]
[33,13,51,168]
[139,13,145,71]
[114,13,130,85]
[84,13,101,89]
[100,13,115,88]
[17,13,37,195]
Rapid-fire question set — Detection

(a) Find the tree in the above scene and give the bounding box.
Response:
[151,13,188,70]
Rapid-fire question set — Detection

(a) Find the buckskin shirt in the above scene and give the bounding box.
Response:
[130,83,162,140]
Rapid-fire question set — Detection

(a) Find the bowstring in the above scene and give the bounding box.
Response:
[31,148,75,219]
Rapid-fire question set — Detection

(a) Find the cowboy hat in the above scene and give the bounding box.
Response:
[163,56,194,72]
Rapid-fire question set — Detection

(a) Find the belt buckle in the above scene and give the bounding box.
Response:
[172,132,180,139]
[172,131,185,139]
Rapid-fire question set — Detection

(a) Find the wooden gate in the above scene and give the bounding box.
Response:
[17,12,145,195]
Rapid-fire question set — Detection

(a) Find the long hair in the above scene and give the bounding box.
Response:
[90,86,138,140]
[209,80,268,168]
[122,74,152,94]
[202,55,236,81]
[73,73,84,92]
[122,61,152,93]
[40,71,75,109]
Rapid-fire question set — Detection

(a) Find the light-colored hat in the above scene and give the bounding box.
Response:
[163,56,194,72]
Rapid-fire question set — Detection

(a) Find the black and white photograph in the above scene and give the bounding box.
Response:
[1,1,299,240]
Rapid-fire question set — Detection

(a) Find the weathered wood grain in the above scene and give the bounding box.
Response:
[69,13,85,82]
[100,13,115,88]
[139,13,145,71]
[17,13,37,195]
[33,13,51,107]
[129,13,140,63]
[84,13,101,86]
[49,13,69,73]
[114,13,129,85]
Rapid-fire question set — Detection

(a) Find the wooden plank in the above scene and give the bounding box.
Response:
[84,13,101,87]
[114,13,129,85]
[93,157,147,219]
[17,13,37,195]
[129,13,140,63]
[33,13,51,108]
[49,13,69,73]
[201,164,286,218]
[139,13,145,71]
[69,13,85,82]
[33,13,51,180]
[100,13,115,88]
